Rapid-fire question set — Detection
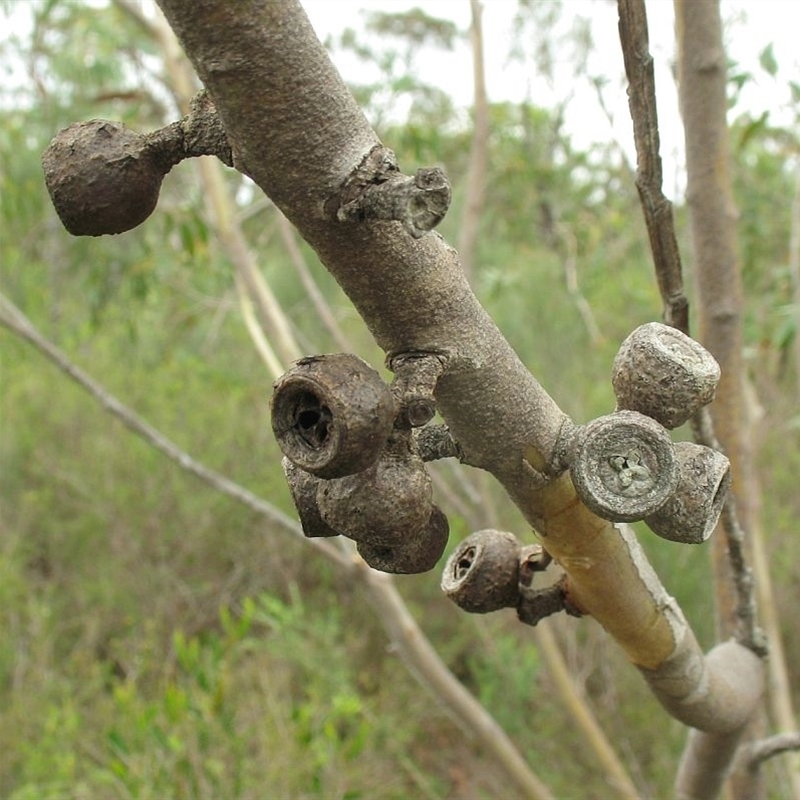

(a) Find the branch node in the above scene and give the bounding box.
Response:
[517,576,581,627]
[329,146,451,237]
[389,350,446,428]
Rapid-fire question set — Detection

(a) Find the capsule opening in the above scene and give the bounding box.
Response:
[293,391,332,449]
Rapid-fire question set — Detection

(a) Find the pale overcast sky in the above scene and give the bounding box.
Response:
[302,0,800,197]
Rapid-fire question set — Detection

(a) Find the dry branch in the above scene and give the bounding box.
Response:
[618,0,775,796]
[36,0,779,795]
[745,732,800,770]
[0,293,323,560]
[616,0,688,332]
[456,0,490,283]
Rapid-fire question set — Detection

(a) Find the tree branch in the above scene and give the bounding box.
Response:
[744,732,800,770]
[618,0,764,658]
[456,0,490,283]
[618,1,770,796]
[616,0,688,332]
[0,293,329,561]
[148,0,765,743]
[730,732,800,799]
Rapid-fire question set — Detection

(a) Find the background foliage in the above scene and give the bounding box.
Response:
[1,2,798,798]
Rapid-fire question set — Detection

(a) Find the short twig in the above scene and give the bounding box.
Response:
[741,732,800,772]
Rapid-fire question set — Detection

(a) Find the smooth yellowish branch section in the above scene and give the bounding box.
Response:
[532,472,764,737]
[535,473,677,670]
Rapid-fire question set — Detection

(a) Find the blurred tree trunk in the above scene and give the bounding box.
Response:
[456,0,489,284]
[674,1,798,797]
[675,0,749,640]
[790,165,800,398]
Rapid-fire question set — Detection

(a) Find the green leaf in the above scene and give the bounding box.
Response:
[737,111,770,151]
[759,43,778,77]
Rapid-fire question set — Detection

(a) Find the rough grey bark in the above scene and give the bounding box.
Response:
[146,0,763,790]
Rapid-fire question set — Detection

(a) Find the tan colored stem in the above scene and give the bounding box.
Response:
[751,514,800,795]
[155,4,304,368]
[274,210,352,353]
[359,564,555,800]
[234,270,284,378]
[0,293,335,562]
[456,0,489,283]
[557,222,603,345]
[534,623,640,800]
[675,0,750,634]
[675,1,769,796]
[154,0,765,732]
[789,164,800,399]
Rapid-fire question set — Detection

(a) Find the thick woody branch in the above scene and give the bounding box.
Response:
[151,0,761,740]
[620,1,768,795]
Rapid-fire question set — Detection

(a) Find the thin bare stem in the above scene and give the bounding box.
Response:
[359,564,555,800]
[557,222,603,345]
[616,0,688,333]
[274,209,352,352]
[0,293,343,567]
[234,270,284,378]
[457,0,490,283]
[534,623,641,800]
[732,732,800,798]
[0,291,553,800]
[151,5,304,369]
[745,732,800,770]
[788,163,800,398]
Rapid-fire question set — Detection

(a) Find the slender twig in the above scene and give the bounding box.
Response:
[274,210,352,353]
[733,729,800,798]
[788,164,800,398]
[743,732,800,771]
[616,0,688,333]
[690,408,765,654]
[234,270,284,378]
[0,292,553,800]
[533,623,641,800]
[557,222,603,345]
[457,0,490,283]
[616,0,763,655]
[0,292,344,568]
